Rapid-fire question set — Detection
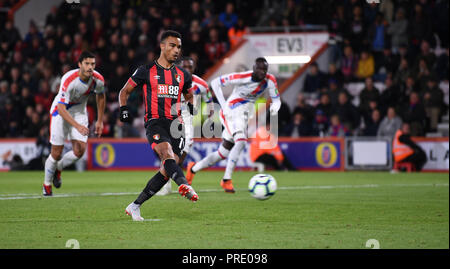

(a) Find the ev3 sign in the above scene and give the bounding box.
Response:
[366,0,380,3]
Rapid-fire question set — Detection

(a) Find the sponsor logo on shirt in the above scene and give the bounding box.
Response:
[157,84,179,98]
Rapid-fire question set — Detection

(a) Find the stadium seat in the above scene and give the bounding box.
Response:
[393,162,416,172]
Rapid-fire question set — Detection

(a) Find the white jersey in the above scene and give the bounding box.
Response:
[212,71,280,110]
[212,70,281,142]
[50,69,105,117]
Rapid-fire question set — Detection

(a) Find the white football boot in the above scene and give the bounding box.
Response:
[125,203,144,221]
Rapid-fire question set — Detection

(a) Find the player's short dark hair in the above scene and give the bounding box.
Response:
[78,51,96,63]
[161,30,182,43]
[255,57,268,65]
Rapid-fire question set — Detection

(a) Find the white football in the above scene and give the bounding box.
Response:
[248,174,277,200]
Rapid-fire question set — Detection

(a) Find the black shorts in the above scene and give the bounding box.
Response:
[145,118,185,157]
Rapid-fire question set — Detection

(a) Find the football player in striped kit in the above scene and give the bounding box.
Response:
[186,57,281,193]
[156,56,214,195]
[119,30,199,221]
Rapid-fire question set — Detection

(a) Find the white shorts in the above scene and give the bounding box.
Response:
[219,106,251,142]
[49,113,88,146]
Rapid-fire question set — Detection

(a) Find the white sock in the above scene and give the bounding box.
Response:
[192,144,230,173]
[56,150,80,171]
[44,155,58,186]
[223,140,246,180]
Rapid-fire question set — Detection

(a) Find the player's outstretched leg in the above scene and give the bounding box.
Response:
[186,143,231,184]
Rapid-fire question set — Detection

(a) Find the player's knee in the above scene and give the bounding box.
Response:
[73,150,84,159]
[72,146,86,158]
[50,146,63,161]
[159,151,174,162]
[51,152,62,161]
[154,142,174,160]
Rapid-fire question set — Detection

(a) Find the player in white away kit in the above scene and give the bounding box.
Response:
[42,51,106,196]
[179,57,214,165]
[156,57,213,195]
[186,57,280,192]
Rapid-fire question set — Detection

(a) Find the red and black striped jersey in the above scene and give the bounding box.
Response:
[127,61,192,122]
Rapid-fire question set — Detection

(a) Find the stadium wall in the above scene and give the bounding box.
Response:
[83,137,447,172]
[0,138,447,172]
[86,137,345,171]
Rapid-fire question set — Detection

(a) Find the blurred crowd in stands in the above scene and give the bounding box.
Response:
[0,0,448,140]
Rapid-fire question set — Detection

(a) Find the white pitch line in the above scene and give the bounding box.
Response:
[0,183,447,201]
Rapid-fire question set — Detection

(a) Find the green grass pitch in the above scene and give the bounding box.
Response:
[0,170,448,249]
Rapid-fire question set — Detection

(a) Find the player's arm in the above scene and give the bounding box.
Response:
[57,103,89,136]
[118,66,146,122]
[118,81,136,122]
[210,77,228,112]
[95,92,106,137]
[268,77,281,116]
[92,72,106,137]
